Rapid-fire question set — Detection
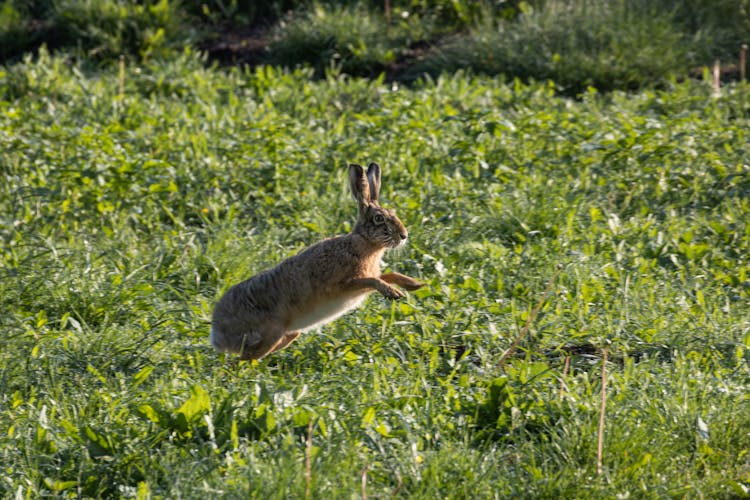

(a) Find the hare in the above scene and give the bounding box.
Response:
[210,162,424,360]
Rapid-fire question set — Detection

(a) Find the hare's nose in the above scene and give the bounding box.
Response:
[399,230,408,241]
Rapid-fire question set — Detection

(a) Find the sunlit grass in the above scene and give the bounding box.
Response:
[1,52,749,497]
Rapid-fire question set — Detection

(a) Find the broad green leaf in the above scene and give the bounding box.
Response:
[132,365,154,389]
[175,385,211,424]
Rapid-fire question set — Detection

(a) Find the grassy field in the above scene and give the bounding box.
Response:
[2,51,750,497]
[3,0,750,92]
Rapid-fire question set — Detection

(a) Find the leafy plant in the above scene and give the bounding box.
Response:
[268,2,433,76]
[417,0,693,93]
[0,1,29,59]
[52,0,191,60]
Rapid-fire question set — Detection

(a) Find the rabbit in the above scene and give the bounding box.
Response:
[210,162,425,360]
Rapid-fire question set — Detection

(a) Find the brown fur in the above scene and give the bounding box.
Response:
[210,163,424,360]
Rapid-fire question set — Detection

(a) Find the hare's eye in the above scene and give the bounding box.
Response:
[373,213,386,225]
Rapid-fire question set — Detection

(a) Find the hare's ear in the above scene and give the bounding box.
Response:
[366,162,381,203]
[349,163,371,208]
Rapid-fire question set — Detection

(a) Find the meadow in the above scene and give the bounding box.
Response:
[3,0,750,92]
[1,49,750,497]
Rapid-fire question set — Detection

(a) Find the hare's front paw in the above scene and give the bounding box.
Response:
[382,285,405,300]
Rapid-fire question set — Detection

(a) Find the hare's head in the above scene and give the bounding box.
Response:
[349,163,408,249]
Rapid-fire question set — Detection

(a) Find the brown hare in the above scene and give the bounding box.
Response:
[210,162,424,360]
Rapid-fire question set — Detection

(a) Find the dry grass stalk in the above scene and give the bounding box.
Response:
[713,59,721,95]
[361,463,369,499]
[498,265,562,370]
[559,355,571,400]
[305,419,314,498]
[596,347,609,476]
[118,55,125,100]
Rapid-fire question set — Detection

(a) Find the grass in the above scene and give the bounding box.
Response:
[1,51,750,497]
[267,3,435,77]
[417,1,693,93]
[2,0,749,91]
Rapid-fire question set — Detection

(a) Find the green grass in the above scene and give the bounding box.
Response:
[2,51,750,497]
[2,0,749,92]
[418,1,693,93]
[268,3,435,77]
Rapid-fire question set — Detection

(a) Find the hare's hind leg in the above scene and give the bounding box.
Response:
[238,319,287,361]
[269,332,301,354]
[381,272,424,291]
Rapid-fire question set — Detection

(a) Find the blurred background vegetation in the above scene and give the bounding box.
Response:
[1,0,749,92]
